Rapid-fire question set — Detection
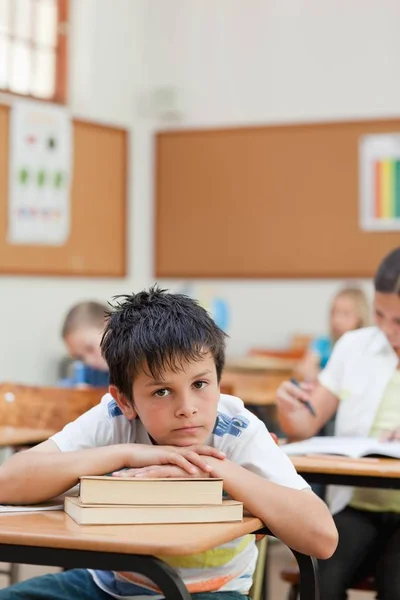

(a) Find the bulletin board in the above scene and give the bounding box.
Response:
[155,119,400,278]
[0,103,127,276]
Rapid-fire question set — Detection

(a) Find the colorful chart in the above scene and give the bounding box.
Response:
[359,134,400,231]
[374,159,400,219]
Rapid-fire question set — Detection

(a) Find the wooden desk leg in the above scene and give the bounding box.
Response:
[9,562,19,585]
[262,543,269,600]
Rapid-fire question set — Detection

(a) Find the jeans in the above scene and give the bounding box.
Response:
[0,569,248,600]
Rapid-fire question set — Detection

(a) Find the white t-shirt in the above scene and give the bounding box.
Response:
[51,393,308,599]
[318,326,399,515]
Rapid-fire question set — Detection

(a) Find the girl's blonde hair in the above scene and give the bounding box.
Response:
[331,286,370,341]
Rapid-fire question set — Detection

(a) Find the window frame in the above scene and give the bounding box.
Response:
[0,0,69,104]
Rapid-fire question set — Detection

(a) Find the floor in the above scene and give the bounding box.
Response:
[0,541,375,598]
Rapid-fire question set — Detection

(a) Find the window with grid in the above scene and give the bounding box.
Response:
[0,0,68,103]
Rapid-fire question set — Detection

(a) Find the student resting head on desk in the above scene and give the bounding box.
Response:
[0,286,337,600]
[61,300,110,387]
[296,285,370,383]
[276,245,400,600]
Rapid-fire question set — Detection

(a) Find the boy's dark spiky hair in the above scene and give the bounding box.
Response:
[101,286,227,400]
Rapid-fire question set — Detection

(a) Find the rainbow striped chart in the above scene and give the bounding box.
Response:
[375,160,400,219]
[359,134,400,231]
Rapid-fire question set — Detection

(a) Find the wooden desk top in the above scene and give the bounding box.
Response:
[0,426,56,448]
[0,512,263,556]
[291,455,400,479]
[226,356,297,373]
[221,370,286,406]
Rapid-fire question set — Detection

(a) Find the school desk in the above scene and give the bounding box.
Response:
[221,370,287,406]
[0,512,319,600]
[226,356,298,373]
[291,456,400,489]
[0,426,55,448]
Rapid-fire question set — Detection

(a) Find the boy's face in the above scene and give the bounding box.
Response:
[374,292,400,356]
[112,353,220,447]
[65,326,108,372]
[330,296,359,339]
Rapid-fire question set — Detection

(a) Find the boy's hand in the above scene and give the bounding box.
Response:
[112,464,210,479]
[122,444,225,476]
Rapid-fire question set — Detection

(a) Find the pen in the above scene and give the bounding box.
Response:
[290,378,316,417]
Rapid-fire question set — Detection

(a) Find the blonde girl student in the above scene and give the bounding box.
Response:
[297,286,370,383]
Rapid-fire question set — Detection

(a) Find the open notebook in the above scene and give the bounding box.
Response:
[281,436,400,459]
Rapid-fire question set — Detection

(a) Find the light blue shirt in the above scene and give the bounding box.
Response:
[310,336,333,369]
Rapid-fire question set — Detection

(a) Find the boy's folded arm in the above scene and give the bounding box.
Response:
[206,456,338,560]
[0,441,225,505]
[0,440,134,505]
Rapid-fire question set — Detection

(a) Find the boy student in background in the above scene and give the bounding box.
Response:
[296,286,370,383]
[0,287,337,600]
[276,246,400,600]
[61,301,109,387]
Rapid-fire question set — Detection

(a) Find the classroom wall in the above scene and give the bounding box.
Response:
[1,0,396,384]
[0,0,147,384]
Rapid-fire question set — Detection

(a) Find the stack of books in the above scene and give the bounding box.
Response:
[64,476,243,525]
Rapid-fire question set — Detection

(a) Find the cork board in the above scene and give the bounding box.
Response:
[0,104,127,276]
[155,120,400,278]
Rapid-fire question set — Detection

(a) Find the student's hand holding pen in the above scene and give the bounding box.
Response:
[276,378,317,417]
[379,426,400,442]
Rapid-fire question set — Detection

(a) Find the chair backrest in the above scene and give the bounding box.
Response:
[0,383,107,430]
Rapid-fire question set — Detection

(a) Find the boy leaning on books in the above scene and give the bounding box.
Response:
[0,287,337,600]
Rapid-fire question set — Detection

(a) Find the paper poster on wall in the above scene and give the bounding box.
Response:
[8,100,72,245]
[359,133,400,231]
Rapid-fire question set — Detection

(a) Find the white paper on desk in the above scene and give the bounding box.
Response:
[0,485,79,513]
[0,501,63,513]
